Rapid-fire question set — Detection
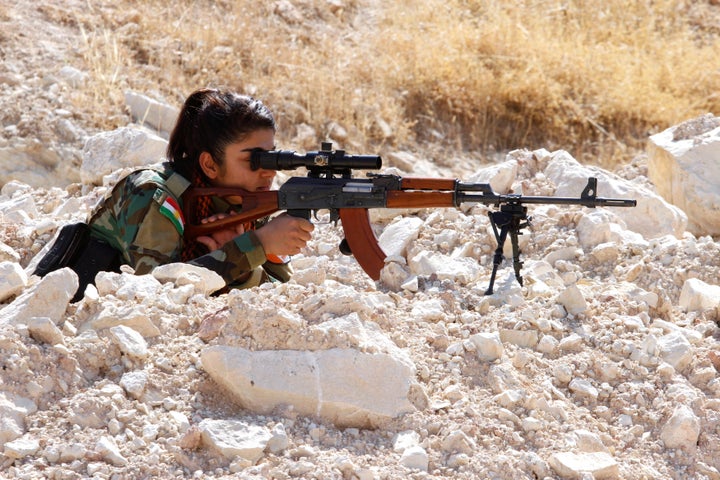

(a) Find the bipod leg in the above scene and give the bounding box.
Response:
[509,225,524,286]
[484,211,511,295]
[508,206,529,287]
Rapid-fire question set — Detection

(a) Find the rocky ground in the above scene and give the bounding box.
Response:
[1,1,720,480]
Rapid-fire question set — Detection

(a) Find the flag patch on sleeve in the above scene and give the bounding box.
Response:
[158,196,185,235]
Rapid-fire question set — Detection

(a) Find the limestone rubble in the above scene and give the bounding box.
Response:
[1,132,719,478]
[1,1,719,476]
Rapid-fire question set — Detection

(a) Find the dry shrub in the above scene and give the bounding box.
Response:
[372,0,720,167]
[69,0,720,168]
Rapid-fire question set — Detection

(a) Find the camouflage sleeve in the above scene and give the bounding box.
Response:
[187,231,268,283]
[101,184,268,285]
[89,179,181,273]
[127,189,183,274]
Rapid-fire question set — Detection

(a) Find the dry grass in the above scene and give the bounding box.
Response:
[69,0,720,168]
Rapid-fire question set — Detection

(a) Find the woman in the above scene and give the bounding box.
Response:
[76,88,313,296]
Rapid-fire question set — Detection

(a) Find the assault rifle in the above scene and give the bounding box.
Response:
[182,143,637,294]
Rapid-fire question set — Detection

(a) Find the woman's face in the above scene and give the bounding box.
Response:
[210,128,276,191]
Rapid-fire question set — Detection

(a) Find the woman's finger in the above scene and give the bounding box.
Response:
[196,235,219,251]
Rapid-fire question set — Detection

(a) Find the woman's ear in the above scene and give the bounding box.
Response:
[199,152,219,179]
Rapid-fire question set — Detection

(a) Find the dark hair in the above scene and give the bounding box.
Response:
[167,88,276,180]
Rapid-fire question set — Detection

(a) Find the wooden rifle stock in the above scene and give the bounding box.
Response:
[182,187,280,239]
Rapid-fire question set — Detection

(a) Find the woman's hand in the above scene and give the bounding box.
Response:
[254,213,314,256]
[196,212,246,251]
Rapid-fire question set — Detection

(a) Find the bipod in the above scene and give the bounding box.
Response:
[484,202,530,295]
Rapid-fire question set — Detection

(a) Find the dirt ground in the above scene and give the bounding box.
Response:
[1,1,720,479]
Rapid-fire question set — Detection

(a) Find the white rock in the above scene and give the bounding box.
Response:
[0,191,39,220]
[142,424,159,441]
[292,261,327,286]
[466,158,518,194]
[657,332,693,371]
[537,335,559,354]
[590,242,619,263]
[544,248,582,269]
[647,114,720,236]
[124,91,180,137]
[59,443,85,463]
[94,270,163,301]
[378,217,424,258]
[410,298,447,321]
[399,445,429,472]
[168,411,190,434]
[525,260,565,291]
[58,66,87,88]
[521,417,543,432]
[0,147,70,187]
[500,329,538,348]
[568,378,599,400]
[608,282,659,309]
[0,268,77,326]
[152,263,225,295]
[109,325,149,360]
[556,285,587,315]
[523,451,552,478]
[393,430,420,452]
[3,437,40,459]
[545,150,687,239]
[576,210,637,249]
[679,278,720,311]
[84,304,161,337]
[574,429,609,453]
[0,241,21,263]
[469,332,504,361]
[660,405,700,450]
[266,423,289,454]
[440,430,476,455]
[553,364,574,384]
[95,436,127,466]
[408,250,481,283]
[0,261,27,302]
[198,418,272,462]
[119,371,148,400]
[559,334,584,352]
[27,317,65,346]
[201,346,418,428]
[401,275,419,292]
[650,319,702,344]
[549,451,619,479]
[81,127,168,186]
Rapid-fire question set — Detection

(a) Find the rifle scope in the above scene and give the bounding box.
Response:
[250,143,382,172]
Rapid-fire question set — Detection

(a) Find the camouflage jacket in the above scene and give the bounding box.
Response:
[88,163,291,288]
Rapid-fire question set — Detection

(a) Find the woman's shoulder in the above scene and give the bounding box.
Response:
[124,163,176,188]
[120,163,191,198]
